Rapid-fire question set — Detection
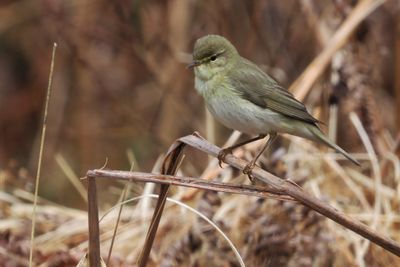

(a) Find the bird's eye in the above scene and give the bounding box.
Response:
[210,55,217,61]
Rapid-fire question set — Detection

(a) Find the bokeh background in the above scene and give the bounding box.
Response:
[1,0,400,266]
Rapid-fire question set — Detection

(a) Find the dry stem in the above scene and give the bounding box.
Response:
[87,133,400,262]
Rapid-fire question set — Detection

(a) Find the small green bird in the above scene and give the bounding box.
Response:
[189,34,359,174]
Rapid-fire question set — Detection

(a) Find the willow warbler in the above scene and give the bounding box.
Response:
[189,35,359,174]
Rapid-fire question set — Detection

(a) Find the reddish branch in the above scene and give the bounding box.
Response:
[86,133,400,267]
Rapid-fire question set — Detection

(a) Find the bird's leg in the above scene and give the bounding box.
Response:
[217,134,266,167]
[243,133,277,180]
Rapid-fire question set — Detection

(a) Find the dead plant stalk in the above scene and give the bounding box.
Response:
[86,133,400,267]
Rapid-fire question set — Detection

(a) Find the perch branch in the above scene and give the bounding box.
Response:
[86,170,294,201]
[87,133,400,261]
[171,134,400,257]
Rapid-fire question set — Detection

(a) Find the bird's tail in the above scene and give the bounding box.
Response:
[308,125,360,166]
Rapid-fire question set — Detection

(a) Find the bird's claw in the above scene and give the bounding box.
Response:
[217,148,232,168]
[243,162,255,175]
[243,162,256,183]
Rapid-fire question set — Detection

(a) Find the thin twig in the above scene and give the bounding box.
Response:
[176,134,400,256]
[106,161,135,266]
[98,194,246,267]
[87,177,100,266]
[87,170,294,201]
[56,153,88,203]
[350,112,383,259]
[136,141,185,266]
[87,133,400,258]
[29,43,57,267]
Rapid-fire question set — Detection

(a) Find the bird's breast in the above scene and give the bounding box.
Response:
[195,76,288,135]
[205,88,279,135]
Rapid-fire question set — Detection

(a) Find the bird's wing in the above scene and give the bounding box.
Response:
[229,58,319,124]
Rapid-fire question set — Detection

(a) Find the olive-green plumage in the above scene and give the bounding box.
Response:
[190,34,359,166]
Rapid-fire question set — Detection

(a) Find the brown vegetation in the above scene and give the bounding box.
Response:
[0,0,399,266]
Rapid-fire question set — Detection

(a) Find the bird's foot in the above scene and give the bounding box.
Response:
[243,162,256,183]
[217,148,233,168]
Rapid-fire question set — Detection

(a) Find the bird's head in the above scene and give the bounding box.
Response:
[189,35,238,81]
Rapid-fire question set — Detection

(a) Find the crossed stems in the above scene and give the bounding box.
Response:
[217,133,278,177]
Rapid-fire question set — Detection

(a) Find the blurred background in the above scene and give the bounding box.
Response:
[1,0,398,205]
[1,0,400,266]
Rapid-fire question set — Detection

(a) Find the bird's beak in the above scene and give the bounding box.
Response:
[187,60,201,69]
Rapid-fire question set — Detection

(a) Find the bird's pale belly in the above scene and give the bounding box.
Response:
[206,95,284,135]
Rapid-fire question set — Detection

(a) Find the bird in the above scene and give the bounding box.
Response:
[188,34,360,175]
